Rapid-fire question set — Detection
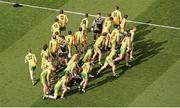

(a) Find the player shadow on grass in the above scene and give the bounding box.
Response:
[85,20,168,92]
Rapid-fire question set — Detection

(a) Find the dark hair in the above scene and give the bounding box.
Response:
[43,44,48,51]
[110,17,113,21]
[85,13,88,17]
[116,6,119,10]
[97,12,101,16]
[68,31,72,35]
[54,18,59,22]
[55,31,59,35]
[60,9,64,14]
[102,32,107,36]
[79,27,82,31]
[124,14,128,19]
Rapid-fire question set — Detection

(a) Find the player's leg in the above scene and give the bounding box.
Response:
[97,62,108,75]
[130,43,134,60]
[68,45,72,58]
[125,51,130,67]
[108,61,116,76]
[82,79,88,93]
[29,66,35,85]
[61,87,67,98]
[92,49,98,62]
[97,47,102,65]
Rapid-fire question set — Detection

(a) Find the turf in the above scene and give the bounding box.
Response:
[0,0,180,107]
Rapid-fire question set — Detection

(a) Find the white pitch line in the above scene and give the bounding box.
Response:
[0,0,180,30]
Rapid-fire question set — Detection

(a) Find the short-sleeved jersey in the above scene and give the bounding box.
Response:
[65,62,77,74]
[82,62,91,73]
[56,14,68,27]
[49,39,58,53]
[121,36,130,49]
[82,49,93,62]
[51,22,60,34]
[67,54,78,66]
[25,53,37,66]
[66,35,73,45]
[40,49,48,60]
[111,10,122,24]
[95,36,105,47]
[80,18,88,30]
[74,31,82,44]
[102,17,112,33]
[110,29,121,42]
[120,18,127,28]
[130,30,135,42]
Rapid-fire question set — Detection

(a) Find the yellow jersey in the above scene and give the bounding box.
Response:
[66,35,73,45]
[80,18,88,30]
[130,30,135,42]
[25,53,37,66]
[56,14,68,27]
[82,49,93,62]
[111,10,122,25]
[74,31,82,44]
[49,38,58,53]
[51,22,60,34]
[95,36,104,47]
[82,62,91,73]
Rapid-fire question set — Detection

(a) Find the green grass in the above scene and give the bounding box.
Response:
[0,0,180,107]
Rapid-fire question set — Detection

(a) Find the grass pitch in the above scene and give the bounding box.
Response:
[0,0,180,107]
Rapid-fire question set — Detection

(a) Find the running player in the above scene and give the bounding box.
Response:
[40,44,49,70]
[73,27,83,53]
[56,9,68,32]
[120,15,128,33]
[114,33,131,66]
[129,26,137,60]
[110,25,122,49]
[92,12,104,41]
[44,74,69,99]
[49,35,58,58]
[51,18,60,35]
[80,20,88,52]
[80,13,89,32]
[40,56,52,98]
[102,14,113,50]
[97,48,117,77]
[92,32,107,65]
[65,31,73,58]
[111,6,122,28]
[79,62,92,93]
[25,49,37,85]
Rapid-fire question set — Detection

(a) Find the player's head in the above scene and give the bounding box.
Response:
[124,14,128,19]
[116,6,119,10]
[102,32,108,36]
[127,33,131,37]
[52,34,56,39]
[68,30,72,35]
[54,18,59,22]
[85,13,88,18]
[83,20,86,24]
[110,17,113,21]
[79,27,82,31]
[28,48,32,53]
[60,35,65,40]
[97,12,101,18]
[132,26,137,31]
[55,31,59,36]
[60,9,64,14]
[43,44,48,51]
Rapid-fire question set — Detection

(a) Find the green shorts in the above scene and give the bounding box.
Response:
[29,66,36,72]
[81,72,88,80]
